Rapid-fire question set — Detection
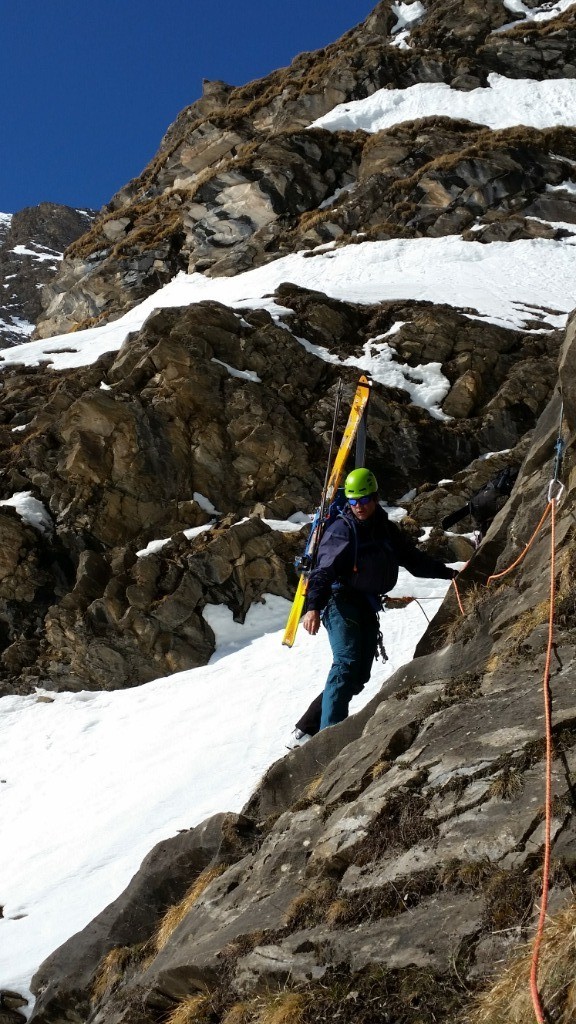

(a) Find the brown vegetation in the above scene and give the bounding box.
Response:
[356,789,438,865]
[91,942,149,1001]
[92,946,134,1000]
[164,994,212,1024]
[465,904,576,1024]
[153,864,227,952]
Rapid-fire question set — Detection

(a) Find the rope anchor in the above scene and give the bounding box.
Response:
[547,478,564,504]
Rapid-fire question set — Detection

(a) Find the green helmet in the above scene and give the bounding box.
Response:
[344,467,378,498]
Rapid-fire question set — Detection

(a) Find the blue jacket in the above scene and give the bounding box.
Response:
[306,504,455,613]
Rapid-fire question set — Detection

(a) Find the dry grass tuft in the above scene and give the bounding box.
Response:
[555,542,576,628]
[369,758,392,782]
[285,878,338,929]
[220,1003,254,1024]
[295,962,466,1023]
[505,601,549,653]
[92,946,133,1000]
[291,773,325,812]
[356,789,436,865]
[154,864,226,952]
[484,870,534,930]
[303,773,324,801]
[439,583,491,646]
[325,896,352,926]
[444,673,482,702]
[164,994,210,1024]
[253,991,309,1024]
[440,858,492,891]
[488,767,524,801]
[465,905,576,1024]
[68,312,110,333]
[485,653,501,674]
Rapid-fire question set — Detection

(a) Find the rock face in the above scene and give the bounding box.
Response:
[0,204,95,347]
[26,316,576,1024]
[1,0,575,1021]
[32,0,576,338]
[0,290,559,694]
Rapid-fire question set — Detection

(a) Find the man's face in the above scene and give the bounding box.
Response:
[349,495,377,522]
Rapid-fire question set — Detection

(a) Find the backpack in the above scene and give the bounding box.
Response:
[295,488,348,574]
[469,466,519,529]
[442,465,519,536]
[491,465,519,496]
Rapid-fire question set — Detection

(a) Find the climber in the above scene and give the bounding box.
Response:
[290,468,457,746]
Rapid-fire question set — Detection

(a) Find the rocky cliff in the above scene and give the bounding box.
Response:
[23,334,576,1022]
[33,0,576,338]
[0,204,94,348]
[1,1,575,1022]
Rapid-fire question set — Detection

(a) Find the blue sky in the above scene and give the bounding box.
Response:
[1,1,376,214]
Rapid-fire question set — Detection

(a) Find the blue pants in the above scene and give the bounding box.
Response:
[320,593,379,730]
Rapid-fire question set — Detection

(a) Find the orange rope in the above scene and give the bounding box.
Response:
[484,497,558,1021]
[529,497,557,1024]
[482,495,559,1021]
[486,503,551,585]
[452,577,465,615]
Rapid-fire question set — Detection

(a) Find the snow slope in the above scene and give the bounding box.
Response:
[0,236,574,382]
[0,575,453,1003]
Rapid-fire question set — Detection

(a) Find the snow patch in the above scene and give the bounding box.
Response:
[546,179,576,195]
[211,357,261,383]
[318,183,355,209]
[311,74,576,134]
[500,0,575,29]
[262,518,307,533]
[10,244,62,263]
[8,315,34,336]
[193,492,221,514]
[136,522,213,557]
[347,336,451,421]
[0,491,53,535]
[0,235,574,377]
[390,1,426,48]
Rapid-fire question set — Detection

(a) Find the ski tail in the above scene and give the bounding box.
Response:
[282,375,371,648]
[282,576,308,649]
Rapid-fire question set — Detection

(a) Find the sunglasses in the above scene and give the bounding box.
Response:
[348,495,374,507]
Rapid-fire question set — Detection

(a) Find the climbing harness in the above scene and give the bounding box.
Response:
[485,402,565,1024]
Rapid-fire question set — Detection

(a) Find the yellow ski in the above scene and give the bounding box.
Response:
[282,576,308,648]
[282,375,371,647]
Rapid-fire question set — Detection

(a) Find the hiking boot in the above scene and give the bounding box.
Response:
[286,728,311,750]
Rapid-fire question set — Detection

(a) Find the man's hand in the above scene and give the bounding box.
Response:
[302,610,321,635]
